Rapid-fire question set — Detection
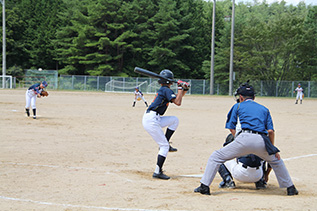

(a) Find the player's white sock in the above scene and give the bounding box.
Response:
[154,165,160,174]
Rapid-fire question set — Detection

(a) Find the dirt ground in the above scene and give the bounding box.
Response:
[0,89,316,211]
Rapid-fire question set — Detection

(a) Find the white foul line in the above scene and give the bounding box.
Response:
[0,196,187,211]
[180,153,317,178]
[1,154,316,209]
[283,154,317,161]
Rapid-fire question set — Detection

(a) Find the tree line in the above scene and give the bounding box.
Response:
[1,0,316,83]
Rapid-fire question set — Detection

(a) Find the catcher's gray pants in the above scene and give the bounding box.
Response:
[201,132,294,188]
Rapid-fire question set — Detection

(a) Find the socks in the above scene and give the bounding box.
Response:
[155,155,166,174]
[165,128,175,142]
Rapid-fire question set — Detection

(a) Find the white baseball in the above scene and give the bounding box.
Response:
[38,68,42,71]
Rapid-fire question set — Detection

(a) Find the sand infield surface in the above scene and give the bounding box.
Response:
[1,89,316,211]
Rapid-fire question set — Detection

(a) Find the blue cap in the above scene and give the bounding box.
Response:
[135,86,139,89]
[42,81,48,88]
[298,83,301,86]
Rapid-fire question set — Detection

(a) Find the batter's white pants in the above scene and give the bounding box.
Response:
[201,132,294,188]
[25,90,37,109]
[296,92,303,100]
[224,159,263,183]
[142,111,179,157]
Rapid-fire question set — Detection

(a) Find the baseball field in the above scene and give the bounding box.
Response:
[1,89,316,211]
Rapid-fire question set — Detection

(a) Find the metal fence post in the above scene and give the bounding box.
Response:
[276,81,278,97]
[203,80,205,95]
[308,81,310,98]
[291,81,294,98]
[72,75,74,90]
[84,76,87,90]
[97,76,99,91]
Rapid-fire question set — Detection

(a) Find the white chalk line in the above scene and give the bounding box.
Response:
[1,154,316,209]
[0,196,187,211]
[0,161,133,182]
[283,153,317,161]
[180,153,317,178]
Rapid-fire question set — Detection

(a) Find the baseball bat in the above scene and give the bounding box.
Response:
[134,67,178,83]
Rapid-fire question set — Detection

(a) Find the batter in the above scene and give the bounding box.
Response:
[142,69,188,180]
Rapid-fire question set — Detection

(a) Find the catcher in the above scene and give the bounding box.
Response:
[218,134,272,189]
[133,86,148,107]
[25,81,49,119]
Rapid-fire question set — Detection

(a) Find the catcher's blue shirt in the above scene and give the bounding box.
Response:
[225,99,274,134]
[147,85,176,115]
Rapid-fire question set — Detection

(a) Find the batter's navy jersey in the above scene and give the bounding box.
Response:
[147,85,176,115]
[225,99,274,134]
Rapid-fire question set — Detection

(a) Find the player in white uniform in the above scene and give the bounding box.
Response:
[142,69,189,180]
[218,134,271,189]
[294,83,304,104]
[25,81,48,119]
[133,87,148,107]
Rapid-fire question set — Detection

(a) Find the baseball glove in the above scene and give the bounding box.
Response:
[41,90,49,97]
[177,80,191,91]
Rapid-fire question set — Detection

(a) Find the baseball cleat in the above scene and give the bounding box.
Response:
[255,179,267,189]
[219,180,236,189]
[152,171,170,180]
[169,145,177,152]
[194,184,211,195]
[33,116,36,119]
[287,185,298,196]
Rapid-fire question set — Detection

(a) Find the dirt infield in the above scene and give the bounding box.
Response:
[1,89,316,211]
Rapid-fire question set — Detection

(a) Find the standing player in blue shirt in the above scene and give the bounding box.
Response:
[142,69,189,180]
[194,81,298,196]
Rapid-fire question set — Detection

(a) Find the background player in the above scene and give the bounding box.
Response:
[133,86,148,107]
[25,81,48,119]
[194,81,298,196]
[142,69,189,180]
[293,83,304,104]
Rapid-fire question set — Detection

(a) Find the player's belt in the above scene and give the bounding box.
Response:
[146,110,159,115]
[242,164,259,170]
[242,130,266,135]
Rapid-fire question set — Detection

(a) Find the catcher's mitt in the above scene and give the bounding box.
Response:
[41,90,49,97]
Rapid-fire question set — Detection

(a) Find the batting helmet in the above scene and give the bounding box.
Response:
[158,69,174,84]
